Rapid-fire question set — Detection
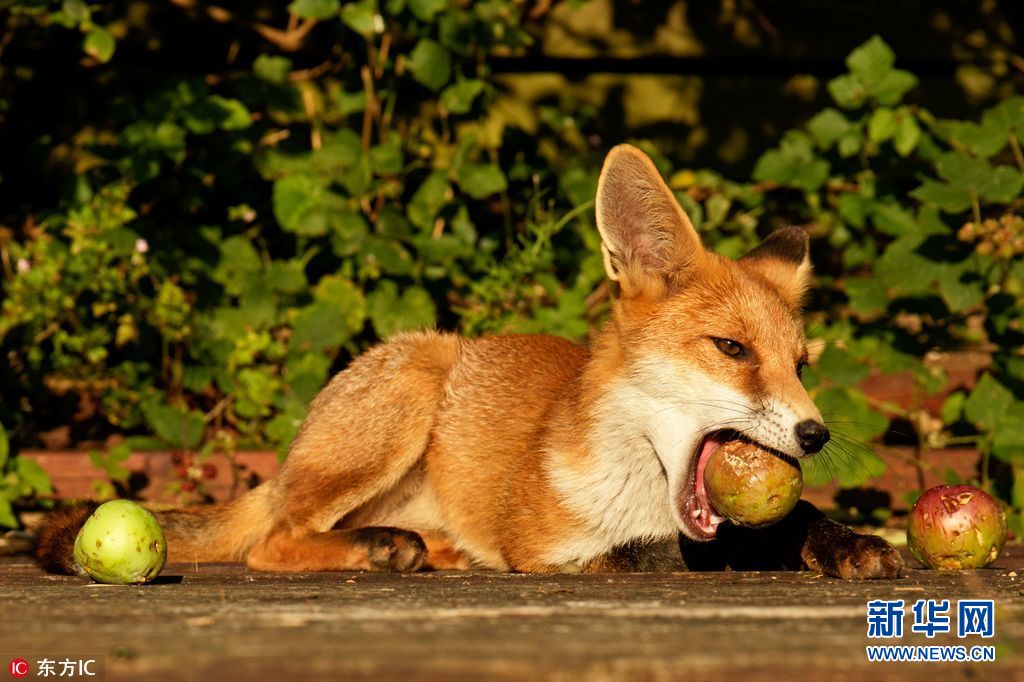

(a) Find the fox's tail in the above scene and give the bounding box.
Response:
[35,483,276,574]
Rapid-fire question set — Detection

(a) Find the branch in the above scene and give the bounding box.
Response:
[168,0,318,53]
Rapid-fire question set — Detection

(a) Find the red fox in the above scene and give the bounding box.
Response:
[38,145,903,579]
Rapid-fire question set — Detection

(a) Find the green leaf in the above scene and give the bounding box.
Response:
[369,138,403,175]
[872,69,917,105]
[846,36,895,86]
[213,236,261,296]
[844,277,888,315]
[0,499,17,529]
[937,262,985,312]
[837,129,863,157]
[290,275,366,352]
[409,0,447,21]
[935,152,995,191]
[816,345,870,386]
[940,391,966,424]
[868,108,896,143]
[407,39,452,92]
[89,445,131,482]
[440,79,485,115]
[341,0,377,35]
[291,303,352,351]
[941,110,1009,158]
[913,364,947,396]
[183,96,252,133]
[408,171,450,229]
[263,261,307,293]
[964,373,1012,431]
[140,399,205,449]
[751,133,828,191]
[875,236,943,295]
[928,152,1024,205]
[359,236,413,276]
[289,0,341,20]
[910,180,973,213]
[284,353,331,404]
[993,403,1024,463]
[0,423,8,471]
[827,74,866,109]
[807,108,849,147]
[266,404,307,452]
[63,0,91,23]
[337,88,367,115]
[272,175,344,236]
[253,55,292,84]
[980,166,1024,203]
[751,150,792,183]
[366,281,437,337]
[456,163,507,199]
[330,208,370,256]
[872,203,917,237]
[894,111,921,156]
[83,26,115,63]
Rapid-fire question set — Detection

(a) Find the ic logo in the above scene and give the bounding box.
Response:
[8,659,29,678]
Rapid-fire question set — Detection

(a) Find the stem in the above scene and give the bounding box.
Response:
[980,436,992,491]
[862,393,910,419]
[914,431,927,491]
[360,64,379,151]
[1008,133,1024,175]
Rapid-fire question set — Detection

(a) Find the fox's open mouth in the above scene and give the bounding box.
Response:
[679,432,729,539]
[679,430,794,539]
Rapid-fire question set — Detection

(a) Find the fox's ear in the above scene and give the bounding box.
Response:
[595,144,703,297]
[741,227,813,310]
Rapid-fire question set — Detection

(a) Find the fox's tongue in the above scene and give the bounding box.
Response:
[692,434,728,533]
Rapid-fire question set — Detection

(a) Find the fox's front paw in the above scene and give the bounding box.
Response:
[825,534,904,580]
[352,527,428,572]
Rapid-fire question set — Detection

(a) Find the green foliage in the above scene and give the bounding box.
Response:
[0,423,53,528]
[0,9,1022,531]
[748,36,1024,525]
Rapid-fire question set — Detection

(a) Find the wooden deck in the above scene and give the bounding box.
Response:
[1,546,1022,681]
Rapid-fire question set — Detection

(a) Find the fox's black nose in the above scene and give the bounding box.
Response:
[796,420,830,454]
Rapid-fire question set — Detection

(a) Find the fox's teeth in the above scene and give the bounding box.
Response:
[710,514,727,524]
[692,509,702,519]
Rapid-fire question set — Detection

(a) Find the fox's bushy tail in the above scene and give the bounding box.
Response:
[36,483,275,574]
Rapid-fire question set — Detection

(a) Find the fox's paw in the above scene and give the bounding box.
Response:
[352,527,428,572]
[827,534,904,580]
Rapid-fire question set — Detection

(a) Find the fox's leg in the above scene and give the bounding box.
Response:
[679,500,904,579]
[419,530,473,570]
[247,332,460,573]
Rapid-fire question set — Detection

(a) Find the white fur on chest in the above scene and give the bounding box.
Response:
[542,381,680,567]
[541,355,762,567]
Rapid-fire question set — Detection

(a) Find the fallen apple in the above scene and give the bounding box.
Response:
[907,485,1006,570]
[73,500,167,584]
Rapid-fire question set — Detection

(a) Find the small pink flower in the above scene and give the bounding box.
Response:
[135,238,149,254]
[16,258,30,273]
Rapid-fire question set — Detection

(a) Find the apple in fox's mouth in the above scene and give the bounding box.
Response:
[680,433,803,539]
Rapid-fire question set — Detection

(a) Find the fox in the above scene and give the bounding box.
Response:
[37,144,904,580]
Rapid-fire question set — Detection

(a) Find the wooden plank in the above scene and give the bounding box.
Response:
[1,546,1022,681]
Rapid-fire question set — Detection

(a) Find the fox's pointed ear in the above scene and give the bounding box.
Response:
[741,227,813,310]
[595,144,703,298]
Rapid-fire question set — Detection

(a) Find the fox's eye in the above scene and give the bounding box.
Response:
[713,338,746,358]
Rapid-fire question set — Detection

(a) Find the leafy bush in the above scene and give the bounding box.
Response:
[719,37,1024,533]
[0,3,1021,535]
